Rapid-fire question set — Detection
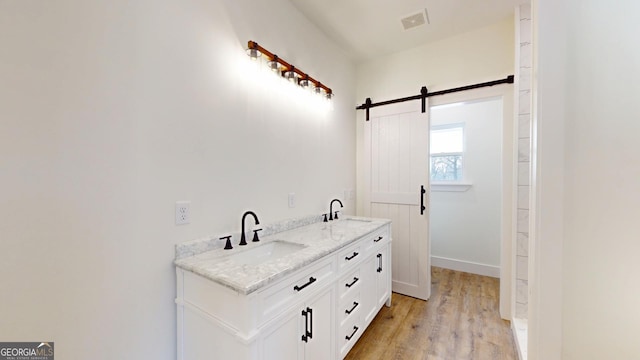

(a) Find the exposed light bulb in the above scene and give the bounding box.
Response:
[284,68,299,83]
[299,78,311,88]
[246,48,261,60]
[267,60,280,72]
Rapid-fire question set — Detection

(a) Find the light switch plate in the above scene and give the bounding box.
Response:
[344,189,355,200]
[288,193,296,208]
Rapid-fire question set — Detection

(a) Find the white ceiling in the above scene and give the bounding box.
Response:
[288,0,526,63]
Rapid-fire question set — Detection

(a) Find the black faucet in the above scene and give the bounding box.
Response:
[329,199,343,221]
[220,235,233,250]
[240,211,260,246]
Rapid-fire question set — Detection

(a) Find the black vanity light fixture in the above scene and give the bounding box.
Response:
[246,40,335,101]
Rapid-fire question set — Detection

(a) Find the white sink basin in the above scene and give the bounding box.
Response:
[336,218,373,228]
[230,241,306,266]
[343,218,372,223]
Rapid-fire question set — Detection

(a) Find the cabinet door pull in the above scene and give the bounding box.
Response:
[294,277,317,292]
[345,302,359,315]
[345,277,359,288]
[377,253,383,273]
[301,309,309,342]
[307,307,313,340]
[345,252,359,261]
[374,236,383,243]
[420,185,426,215]
[345,326,359,341]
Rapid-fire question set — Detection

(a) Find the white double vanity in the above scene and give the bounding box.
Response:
[175,215,392,360]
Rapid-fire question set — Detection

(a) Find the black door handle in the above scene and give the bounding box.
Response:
[420,185,426,215]
[301,307,313,342]
[377,253,383,273]
[307,307,313,340]
[374,236,383,243]
[301,309,309,342]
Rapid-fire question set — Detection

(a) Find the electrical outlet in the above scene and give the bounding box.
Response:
[288,193,296,208]
[175,201,191,225]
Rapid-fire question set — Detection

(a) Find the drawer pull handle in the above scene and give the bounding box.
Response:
[345,326,359,341]
[345,277,359,288]
[377,254,383,273]
[345,302,359,314]
[294,277,317,292]
[374,236,383,243]
[345,252,359,261]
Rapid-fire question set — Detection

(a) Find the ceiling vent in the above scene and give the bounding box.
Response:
[401,9,430,31]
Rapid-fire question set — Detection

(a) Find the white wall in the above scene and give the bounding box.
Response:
[532,0,640,359]
[430,98,503,275]
[0,0,355,358]
[355,17,514,105]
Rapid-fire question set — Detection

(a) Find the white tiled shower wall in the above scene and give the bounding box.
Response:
[515,2,532,320]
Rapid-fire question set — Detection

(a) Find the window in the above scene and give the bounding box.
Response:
[430,125,464,181]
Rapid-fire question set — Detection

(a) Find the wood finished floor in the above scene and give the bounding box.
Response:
[345,267,517,360]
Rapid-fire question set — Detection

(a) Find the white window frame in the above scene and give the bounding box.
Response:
[430,123,472,192]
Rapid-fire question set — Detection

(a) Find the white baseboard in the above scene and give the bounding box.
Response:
[511,318,528,360]
[431,256,500,278]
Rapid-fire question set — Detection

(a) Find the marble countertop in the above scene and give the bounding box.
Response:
[174,216,390,295]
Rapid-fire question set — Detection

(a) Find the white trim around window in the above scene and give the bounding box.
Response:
[430,182,473,192]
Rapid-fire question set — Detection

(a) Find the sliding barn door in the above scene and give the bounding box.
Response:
[363,102,431,300]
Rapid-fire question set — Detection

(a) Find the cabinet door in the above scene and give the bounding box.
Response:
[361,255,379,325]
[305,286,335,360]
[375,244,391,307]
[263,309,304,360]
[263,285,334,360]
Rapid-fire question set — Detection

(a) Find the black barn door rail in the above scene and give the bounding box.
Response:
[356,75,514,121]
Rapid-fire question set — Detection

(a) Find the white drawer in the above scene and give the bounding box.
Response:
[259,256,335,323]
[338,241,363,270]
[338,293,361,326]
[339,312,362,358]
[362,227,389,254]
[338,267,361,301]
